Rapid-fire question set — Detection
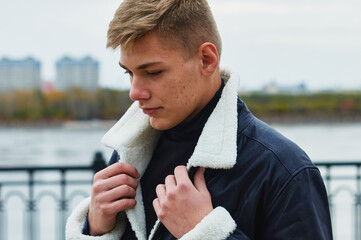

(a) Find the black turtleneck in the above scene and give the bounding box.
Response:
[140,79,225,236]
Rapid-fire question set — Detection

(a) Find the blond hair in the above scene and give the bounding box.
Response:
[107,0,222,59]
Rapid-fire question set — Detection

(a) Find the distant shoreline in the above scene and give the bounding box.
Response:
[1,117,360,129]
[260,116,361,125]
[0,119,117,129]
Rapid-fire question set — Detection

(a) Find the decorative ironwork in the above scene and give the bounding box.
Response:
[0,151,106,240]
[315,162,361,240]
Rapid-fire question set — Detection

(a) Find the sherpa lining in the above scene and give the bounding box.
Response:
[65,197,126,240]
[179,207,237,240]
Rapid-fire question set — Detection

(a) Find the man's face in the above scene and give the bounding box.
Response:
[120,32,210,130]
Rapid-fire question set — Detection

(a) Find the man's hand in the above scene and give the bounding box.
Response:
[88,162,140,236]
[153,166,213,238]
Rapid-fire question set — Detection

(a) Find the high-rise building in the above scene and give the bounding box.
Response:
[0,57,41,92]
[56,56,99,91]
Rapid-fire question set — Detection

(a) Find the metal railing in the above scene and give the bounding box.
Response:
[316,162,361,240]
[0,152,106,240]
[0,156,360,240]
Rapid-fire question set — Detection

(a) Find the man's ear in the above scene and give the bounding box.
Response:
[198,43,219,77]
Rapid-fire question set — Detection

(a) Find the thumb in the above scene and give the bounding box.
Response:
[193,167,208,193]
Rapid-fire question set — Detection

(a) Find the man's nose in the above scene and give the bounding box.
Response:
[129,77,151,101]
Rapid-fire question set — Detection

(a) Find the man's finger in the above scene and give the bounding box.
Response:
[152,198,161,216]
[155,184,167,203]
[96,162,140,180]
[165,175,177,193]
[110,198,137,213]
[104,184,137,202]
[174,165,192,186]
[193,167,208,193]
[105,174,139,191]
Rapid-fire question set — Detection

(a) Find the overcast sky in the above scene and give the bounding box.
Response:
[1,0,360,90]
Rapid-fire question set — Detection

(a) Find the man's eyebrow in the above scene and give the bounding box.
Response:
[119,62,128,70]
[118,62,163,70]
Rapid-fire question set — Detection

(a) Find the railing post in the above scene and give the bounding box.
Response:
[0,183,4,240]
[60,169,67,240]
[27,170,36,240]
[355,165,361,240]
[325,165,333,214]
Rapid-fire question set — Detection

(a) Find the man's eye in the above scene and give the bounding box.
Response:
[124,71,133,76]
[147,71,162,76]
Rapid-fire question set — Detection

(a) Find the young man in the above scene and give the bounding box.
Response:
[66,0,332,239]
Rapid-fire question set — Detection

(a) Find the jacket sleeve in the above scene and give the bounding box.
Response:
[228,168,332,240]
[257,168,332,239]
[65,197,127,240]
[179,207,237,240]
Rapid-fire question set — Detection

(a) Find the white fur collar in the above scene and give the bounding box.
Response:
[100,75,238,240]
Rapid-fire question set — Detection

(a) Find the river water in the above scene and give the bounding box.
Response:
[1,122,361,165]
[1,122,360,239]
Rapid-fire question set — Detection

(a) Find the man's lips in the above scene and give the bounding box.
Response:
[141,107,161,115]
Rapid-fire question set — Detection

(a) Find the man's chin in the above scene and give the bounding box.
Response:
[149,118,174,131]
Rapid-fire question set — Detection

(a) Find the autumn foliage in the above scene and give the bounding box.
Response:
[242,92,361,122]
[1,89,361,123]
[0,89,132,123]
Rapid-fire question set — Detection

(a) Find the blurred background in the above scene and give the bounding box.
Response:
[0,0,361,239]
